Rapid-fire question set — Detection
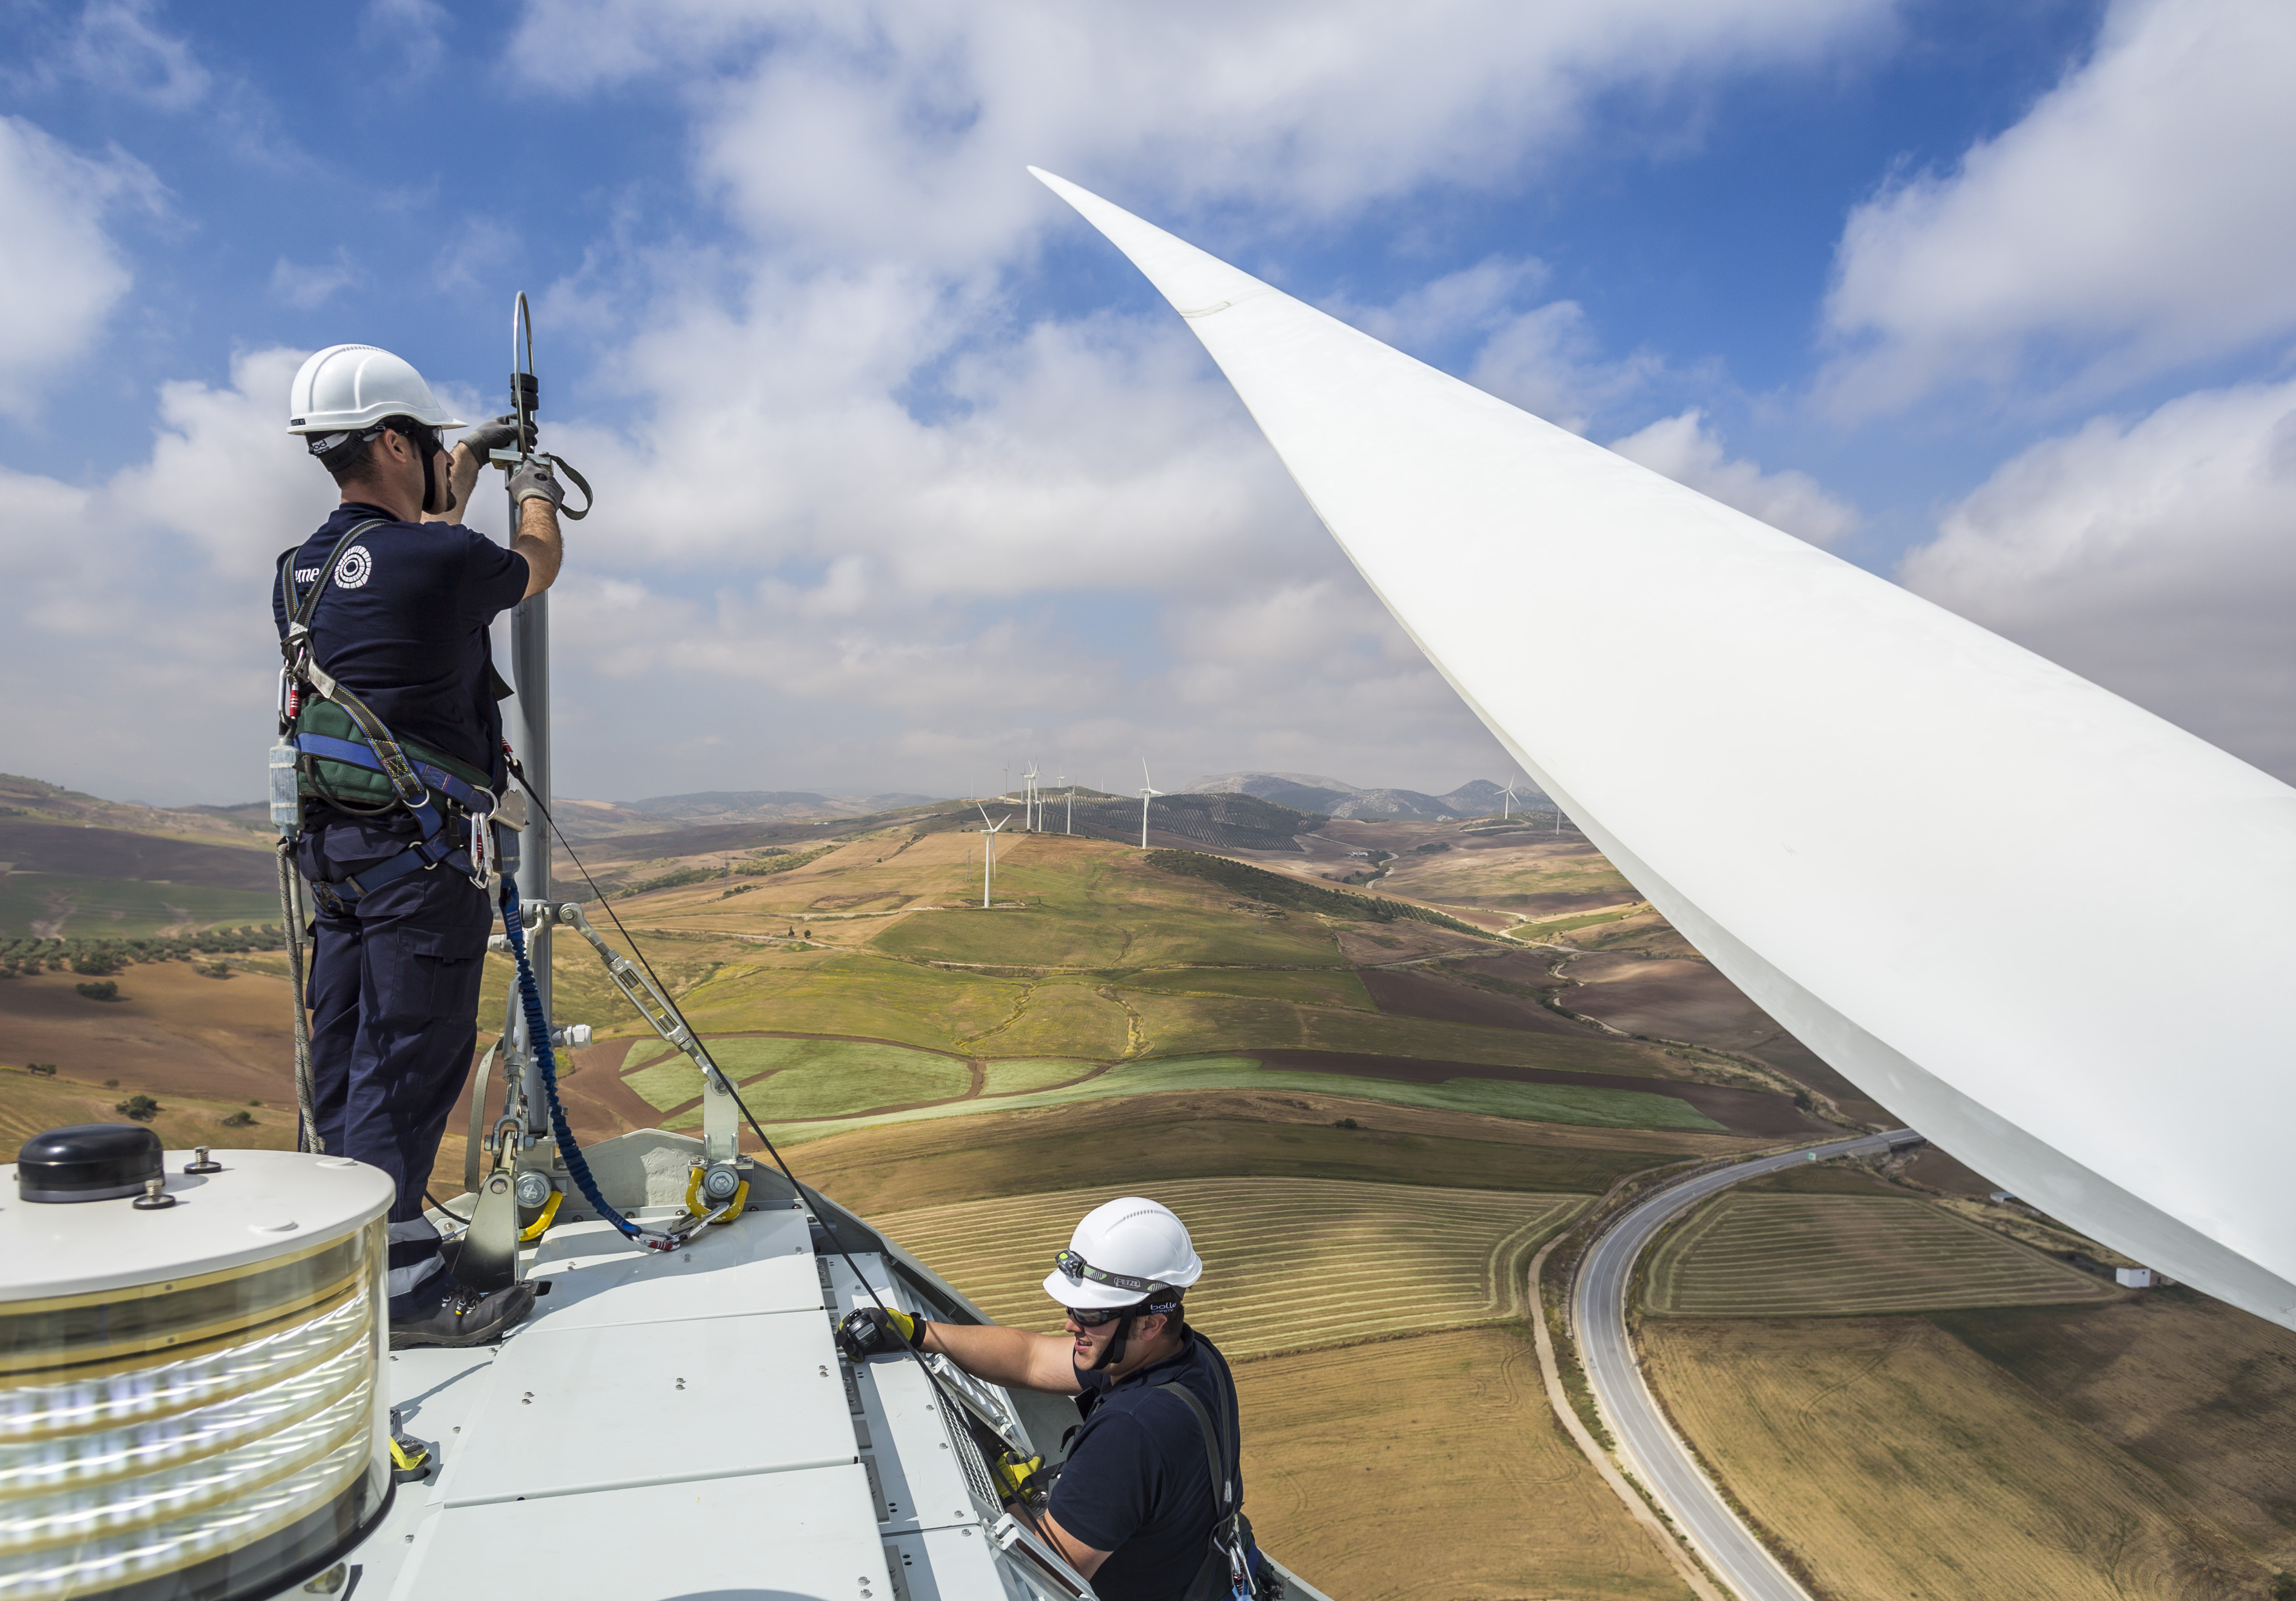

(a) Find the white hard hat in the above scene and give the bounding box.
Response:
[1042,1197,1204,1311]
[286,344,464,437]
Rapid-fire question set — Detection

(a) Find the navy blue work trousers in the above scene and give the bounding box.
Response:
[296,814,493,1316]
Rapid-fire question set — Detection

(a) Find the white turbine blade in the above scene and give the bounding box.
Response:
[1033,166,2296,1329]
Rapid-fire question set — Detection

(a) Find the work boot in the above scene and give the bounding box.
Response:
[389,1281,536,1349]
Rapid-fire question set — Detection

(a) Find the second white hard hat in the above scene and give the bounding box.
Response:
[287,344,464,436]
[1043,1197,1204,1310]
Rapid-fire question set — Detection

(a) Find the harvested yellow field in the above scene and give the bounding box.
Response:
[1641,1318,2266,1599]
[1644,1194,2119,1317]
[875,1177,1583,1358]
[1241,1329,1694,1601]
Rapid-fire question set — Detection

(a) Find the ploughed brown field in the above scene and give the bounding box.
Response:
[1638,1177,2296,1599]
[0,962,298,1108]
[1642,1193,2121,1317]
[876,1176,1582,1357]
[1240,1330,1695,1601]
[1642,1306,2296,1600]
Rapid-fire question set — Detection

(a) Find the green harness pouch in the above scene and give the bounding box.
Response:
[295,699,497,811]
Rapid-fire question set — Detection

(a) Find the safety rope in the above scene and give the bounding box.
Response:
[275,844,321,1155]
[497,876,658,1245]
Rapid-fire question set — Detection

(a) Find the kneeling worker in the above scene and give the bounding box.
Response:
[840,1197,1258,1601]
[278,343,564,1348]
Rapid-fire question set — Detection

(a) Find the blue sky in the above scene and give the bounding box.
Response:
[4,0,2293,804]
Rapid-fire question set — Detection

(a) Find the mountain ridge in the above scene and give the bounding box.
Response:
[1186,771,1550,821]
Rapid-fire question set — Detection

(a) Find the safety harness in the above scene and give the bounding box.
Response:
[1157,1377,1260,1601]
[273,517,511,911]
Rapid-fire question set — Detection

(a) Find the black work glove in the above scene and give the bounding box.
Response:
[458,416,524,462]
[507,460,563,509]
[836,1306,926,1361]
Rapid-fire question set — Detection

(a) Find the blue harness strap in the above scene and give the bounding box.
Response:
[295,733,496,814]
[306,798,477,913]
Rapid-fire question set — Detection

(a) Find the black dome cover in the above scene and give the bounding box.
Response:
[16,1123,164,1203]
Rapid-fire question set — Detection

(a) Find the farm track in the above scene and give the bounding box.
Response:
[879,1176,1584,1360]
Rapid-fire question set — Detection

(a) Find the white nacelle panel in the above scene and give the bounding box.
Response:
[394,1464,892,1601]
[529,1206,821,1329]
[438,1311,852,1506]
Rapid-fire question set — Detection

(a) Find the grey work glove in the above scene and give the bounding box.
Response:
[507,460,563,509]
[457,416,525,461]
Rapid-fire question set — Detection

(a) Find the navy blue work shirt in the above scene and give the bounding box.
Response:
[274,503,527,786]
[1051,1330,1242,1601]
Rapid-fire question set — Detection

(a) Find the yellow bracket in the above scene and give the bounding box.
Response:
[683,1168,749,1221]
[518,1188,563,1242]
[388,1434,430,1482]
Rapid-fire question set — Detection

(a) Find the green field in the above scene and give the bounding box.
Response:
[1389,846,1634,910]
[0,874,280,938]
[877,1176,1586,1358]
[870,902,1351,972]
[1642,1194,2121,1317]
[624,1036,972,1117]
[977,1056,1097,1094]
[1121,965,1376,1008]
[637,941,1673,1078]
[664,1047,1725,1141]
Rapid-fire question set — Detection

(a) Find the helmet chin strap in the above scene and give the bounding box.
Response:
[1094,1311,1137,1372]
[418,431,447,515]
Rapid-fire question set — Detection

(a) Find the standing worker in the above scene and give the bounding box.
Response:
[838,1198,1262,1600]
[278,343,566,1347]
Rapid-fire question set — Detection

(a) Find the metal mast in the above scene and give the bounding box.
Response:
[504,292,552,1141]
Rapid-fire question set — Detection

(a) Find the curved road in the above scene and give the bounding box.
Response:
[1574,1130,1913,1601]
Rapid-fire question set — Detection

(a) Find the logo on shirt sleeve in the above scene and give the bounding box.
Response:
[334,545,373,589]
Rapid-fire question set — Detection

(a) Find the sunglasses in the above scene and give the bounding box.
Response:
[387,421,446,459]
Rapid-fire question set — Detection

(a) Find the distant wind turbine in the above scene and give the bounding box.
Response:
[975,802,1012,907]
[1059,776,1073,835]
[1022,761,1040,831]
[1138,759,1165,850]
[1501,777,1520,820]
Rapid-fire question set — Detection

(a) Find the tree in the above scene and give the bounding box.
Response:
[115,1095,161,1123]
[75,980,120,1002]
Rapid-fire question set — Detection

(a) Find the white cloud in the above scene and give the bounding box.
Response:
[1608,409,1860,544]
[1468,301,1669,434]
[511,0,1898,270]
[0,116,156,414]
[1824,0,2296,414]
[269,253,360,309]
[0,348,338,797]
[67,1,210,109]
[1901,378,2296,779]
[433,215,520,295]
[1328,257,1662,432]
[361,0,451,73]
